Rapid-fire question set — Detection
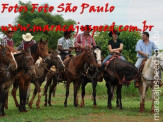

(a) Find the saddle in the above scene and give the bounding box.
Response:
[139,59,147,73]
[105,54,121,67]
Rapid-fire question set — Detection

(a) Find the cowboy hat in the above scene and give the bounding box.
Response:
[80,25,93,31]
[22,33,34,42]
[108,30,120,37]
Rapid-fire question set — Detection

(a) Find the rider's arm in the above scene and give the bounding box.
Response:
[108,45,115,53]
[58,45,71,52]
[115,43,123,52]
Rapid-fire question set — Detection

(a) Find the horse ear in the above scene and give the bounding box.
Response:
[45,39,48,43]
[40,38,43,43]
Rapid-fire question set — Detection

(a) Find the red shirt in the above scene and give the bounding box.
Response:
[74,33,96,52]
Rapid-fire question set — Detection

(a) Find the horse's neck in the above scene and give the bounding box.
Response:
[74,52,86,69]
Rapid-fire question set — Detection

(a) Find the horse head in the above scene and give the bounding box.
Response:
[0,45,17,71]
[50,50,65,71]
[93,46,102,67]
[37,38,50,63]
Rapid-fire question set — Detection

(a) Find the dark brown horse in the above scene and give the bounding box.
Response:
[103,57,140,109]
[11,38,50,112]
[0,49,35,117]
[27,50,64,109]
[44,49,97,107]
[79,46,102,108]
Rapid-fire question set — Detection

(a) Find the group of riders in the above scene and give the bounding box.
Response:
[0,25,162,86]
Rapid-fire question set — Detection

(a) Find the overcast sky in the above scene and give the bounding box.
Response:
[0,0,162,49]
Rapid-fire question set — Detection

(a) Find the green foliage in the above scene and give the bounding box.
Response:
[94,28,141,63]
[10,1,76,49]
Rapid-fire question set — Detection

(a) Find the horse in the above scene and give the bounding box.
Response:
[103,56,140,109]
[11,38,50,112]
[27,50,64,109]
[0,49,35,116]
[43,49,97,107]
[79,46,102,108]
[139,53,163,113]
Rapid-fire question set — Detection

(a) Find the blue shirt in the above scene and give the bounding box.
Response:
[136,40,158,58]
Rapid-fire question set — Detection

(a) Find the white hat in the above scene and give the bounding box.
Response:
[22,33,34,42]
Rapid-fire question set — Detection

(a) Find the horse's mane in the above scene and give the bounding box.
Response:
[29,43,38,54]
[14,53,24,58]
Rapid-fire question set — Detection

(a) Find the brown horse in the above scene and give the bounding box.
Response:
[11,38,50,112]
[0,45,17,70]
[44,49,97,107]
[0,49,35,117]
[27,50,64,109]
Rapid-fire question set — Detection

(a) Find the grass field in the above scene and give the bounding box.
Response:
[0,73,163,122]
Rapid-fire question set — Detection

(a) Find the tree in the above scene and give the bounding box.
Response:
[2,1,76,49]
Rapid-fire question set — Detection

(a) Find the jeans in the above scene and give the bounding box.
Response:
[101,54,126,67]
[135,57,145,69]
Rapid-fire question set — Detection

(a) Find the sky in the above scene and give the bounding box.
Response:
[0,0,162,49]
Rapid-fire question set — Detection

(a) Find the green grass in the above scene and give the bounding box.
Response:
[1,78,163,122]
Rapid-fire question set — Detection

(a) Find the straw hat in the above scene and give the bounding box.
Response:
[22,33,34,42]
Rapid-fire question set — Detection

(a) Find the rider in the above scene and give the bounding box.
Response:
[0,27,17,52]
[17,33,36,51]
[57,30,76,60]
[100,30,125,70]
[74,25,96,55]
[135,32,162,86]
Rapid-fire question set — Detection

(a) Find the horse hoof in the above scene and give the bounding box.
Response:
[108,107,112,110]
[80,104,84,107]
[37,106,40,109]
[94,105,98,108]
[2,113,6,116]
[16,104,20,108]
[139,110,144,113]
[44,103,47,107]
[49,104,52,106]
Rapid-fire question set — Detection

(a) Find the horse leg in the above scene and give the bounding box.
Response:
[36,83,42,109]
[117,85,122,109]
[116,89,119,108]
[28,88,37,109]
[19,88,24,112]
[139,81,146,113]
[106,82,113,109]
[44,74,53,107]
[12,81,19,107]
[92,80,97,108]
[48,77,57,106]
[4,91,8,109]
[73,81,79,107]
[151,86,155,113]
[64,82,70,107]
[23,81,30,112]
[2,91,8,116]
[80,82,87,107]
[26,83,31,104]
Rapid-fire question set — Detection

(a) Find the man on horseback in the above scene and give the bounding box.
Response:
[0,28,17,52]
[57,30,76,61]
[17,33,36,51]
[100,30,125,70]
[135,32,162,86]
[74,25,96,54]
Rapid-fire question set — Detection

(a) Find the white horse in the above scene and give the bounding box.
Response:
[139,53,163,113]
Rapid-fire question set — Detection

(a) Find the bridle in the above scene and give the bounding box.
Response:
[105,58,140,85]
